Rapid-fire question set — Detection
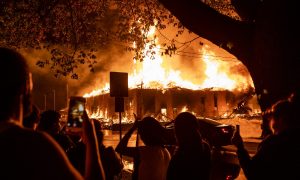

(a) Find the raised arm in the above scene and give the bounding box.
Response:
[231,125,252,179]
[82,111,105,180]
[115,121,139,158]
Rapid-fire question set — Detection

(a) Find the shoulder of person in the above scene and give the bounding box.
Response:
[256,134,281,153]
[103,146,117,154]
[105,146,115,152]
[104,146,124,172]
[259,134,275,146]
[4,125,55,146]
[202,140,211,151]
[104,146,121,158]
[3,127,83,180]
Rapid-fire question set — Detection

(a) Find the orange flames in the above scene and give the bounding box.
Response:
[201,48,252,91]
[83,26,253,98]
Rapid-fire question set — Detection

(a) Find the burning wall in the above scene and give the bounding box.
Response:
[86,88,241,123]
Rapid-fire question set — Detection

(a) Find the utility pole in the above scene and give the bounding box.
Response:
[66,82,69,108]
[53,89,56,111]
[137,81,144,118]
[44,94,47,111]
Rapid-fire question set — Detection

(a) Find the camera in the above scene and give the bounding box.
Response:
[66,96,86,132]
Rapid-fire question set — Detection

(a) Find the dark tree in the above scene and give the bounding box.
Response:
[0,0,179,78]
[158,0,300,113]
[2,0,299,133]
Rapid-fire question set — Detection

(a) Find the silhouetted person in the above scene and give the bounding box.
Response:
[116,116,171,180]
[23,104,40,130]
[260,117,272,138]
[167,112,211,180]
[37,110,75,153]
[0,47,104,180]
[232,92,300,180]
[94,120,123,180]
[68,119,123,180]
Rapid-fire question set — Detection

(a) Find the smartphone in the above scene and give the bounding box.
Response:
[66,96,86,132]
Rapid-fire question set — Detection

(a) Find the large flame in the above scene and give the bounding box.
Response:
[128,27,199,90]
[202,49,237,90]
[83,26,253,98]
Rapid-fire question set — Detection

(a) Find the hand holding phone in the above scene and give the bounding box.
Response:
[66,96,86,133]
[232,124,244,149]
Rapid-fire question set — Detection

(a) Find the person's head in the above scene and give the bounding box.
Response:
[138,116,167,146]
[37,110,61,134]
[266,99,292,134]
[288,89,300,127]
[93,119,104,145]
[23,104,40,130]
[174,112,203,147]
[0,47,32,123]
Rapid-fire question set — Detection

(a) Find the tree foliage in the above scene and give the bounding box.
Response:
[0,0,238,78]
[0,0,190,78]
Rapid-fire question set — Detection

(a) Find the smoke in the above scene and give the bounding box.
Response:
[19,43,134,110]
[229,61,254,89]
[156,27,208,85]
[20,48,69,110]
[154,25,253,89]
[229,61,252,78]
[18,21,255,111]
[72,44,133,95]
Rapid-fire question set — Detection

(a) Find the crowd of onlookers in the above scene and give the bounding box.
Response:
[1,47,300,180]
[22,105,124,180]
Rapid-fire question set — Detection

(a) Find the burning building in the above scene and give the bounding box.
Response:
[85,87,256,123]
[82,26,258,123]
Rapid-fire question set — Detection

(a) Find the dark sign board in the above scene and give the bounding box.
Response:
[110,72,128,97]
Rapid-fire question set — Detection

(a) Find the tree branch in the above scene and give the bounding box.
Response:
[158,0,255,66]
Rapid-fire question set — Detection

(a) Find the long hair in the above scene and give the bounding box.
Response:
[138,116,167,146]
[174,112,203,149]
[0,47,30,121]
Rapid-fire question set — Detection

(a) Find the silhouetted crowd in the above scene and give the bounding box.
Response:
[1,47,300,180]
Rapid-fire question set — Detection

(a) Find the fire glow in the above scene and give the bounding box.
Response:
[83,27,253,98]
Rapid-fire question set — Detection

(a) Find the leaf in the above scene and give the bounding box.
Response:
[71,73,78,79]
[1,0,194,79]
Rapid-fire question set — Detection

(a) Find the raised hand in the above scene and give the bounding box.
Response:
[231,125,244,149]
